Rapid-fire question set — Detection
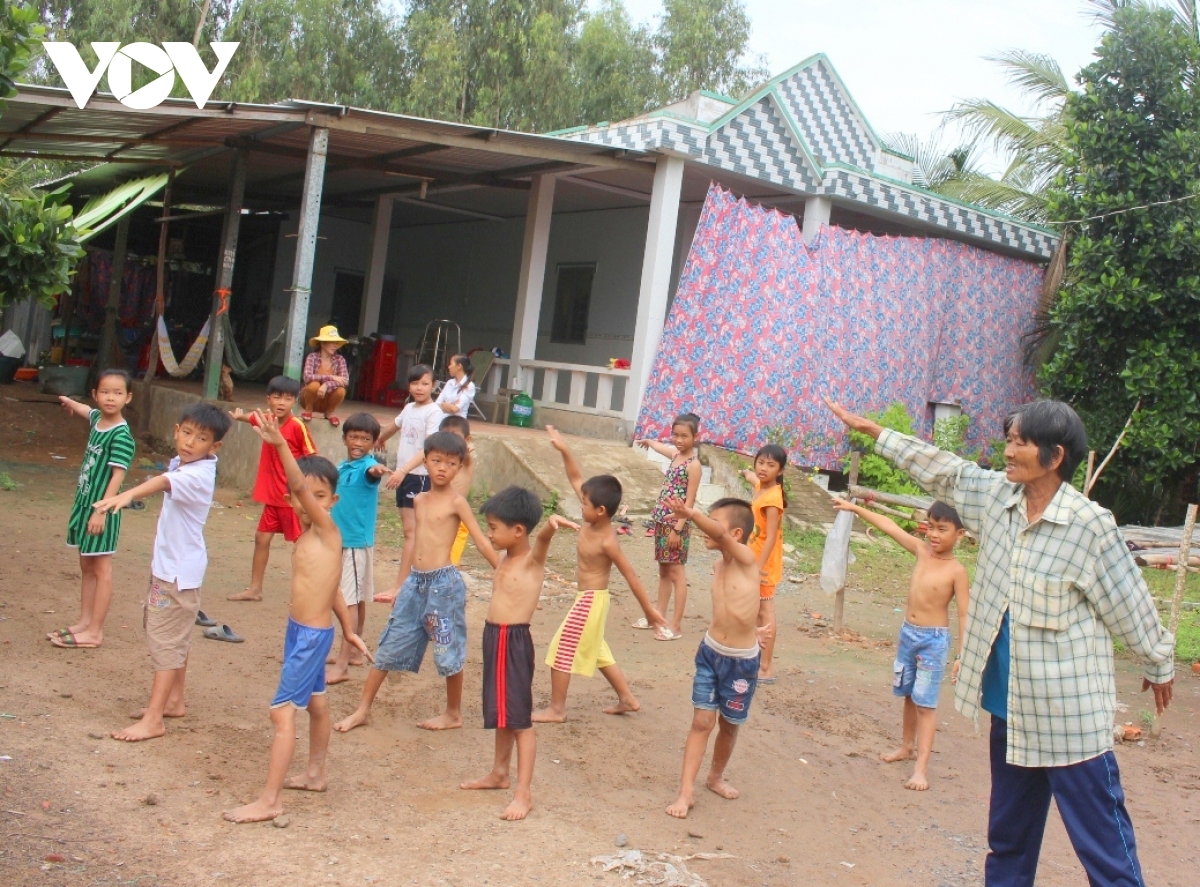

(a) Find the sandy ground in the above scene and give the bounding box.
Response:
[1,393,1199,886]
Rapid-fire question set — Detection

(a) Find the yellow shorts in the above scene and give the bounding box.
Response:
[450,522,469,566]
[545,589,615,677]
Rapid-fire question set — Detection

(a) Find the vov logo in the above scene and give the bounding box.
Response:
[42,42,240,110]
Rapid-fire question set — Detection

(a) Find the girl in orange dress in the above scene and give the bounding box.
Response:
[742,444,787,682]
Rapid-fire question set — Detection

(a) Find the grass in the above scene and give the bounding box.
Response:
[0,472,16,491]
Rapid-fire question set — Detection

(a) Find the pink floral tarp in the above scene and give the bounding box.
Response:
[635,184,1044,468]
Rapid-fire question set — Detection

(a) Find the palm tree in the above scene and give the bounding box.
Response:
[881,132,983,192]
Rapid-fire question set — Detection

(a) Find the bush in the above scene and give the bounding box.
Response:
[845,402,923,499]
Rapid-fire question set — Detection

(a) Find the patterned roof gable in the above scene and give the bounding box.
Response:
[774,58,878,171]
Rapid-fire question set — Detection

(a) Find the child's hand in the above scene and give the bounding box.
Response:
[545,424,567,452]
[86,511,107,536]
[384,470,404,490]
[648,609,667,631]
[249,409,286,446]
[229,407,247,422]
[93,491,131,515]
[664,497,691,520]
[546,515,580,532]
[58,395,76,414]
[667,529,682,551]
[634,439,649,450]
[951,658,961,684]
[347,633,375,664]
[367,464,389,479]
[830,497,858,513]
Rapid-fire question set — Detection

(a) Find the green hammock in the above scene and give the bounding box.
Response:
[220,314,285,380]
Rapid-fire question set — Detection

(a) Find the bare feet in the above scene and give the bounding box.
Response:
[283,775,327,792]
[603,698,641,716]
[333,710,369,733]
[501,789,533,821]
[881,745,916,763]
[417,712,462,731]
[460,771,511,791]
[129,706,184,719]
[531,707,566,724]
[904,771,930,791]
[325,665,350,685]
[372,591,396,604]
[665,794,694,819]
[111,721,165,742]
[227,589,262,602]
[348,655,365,667]
[223,799,283,823]
[706,775,739,800]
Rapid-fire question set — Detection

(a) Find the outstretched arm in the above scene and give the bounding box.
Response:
[604,534,664,628]
[58,396,93,421]
[228,407,252,423]
[830,498,920,556]
[951,567,969,683]
[546,425,585,502]
[665,498,756,566]
[93,473,172,514]
[375,421,399,449]
[531,514,580,566]
[250,411,336,535]
[455,497,500,568]
[635,439,678,458]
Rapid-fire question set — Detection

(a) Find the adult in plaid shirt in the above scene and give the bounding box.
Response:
[826,398,1174,887]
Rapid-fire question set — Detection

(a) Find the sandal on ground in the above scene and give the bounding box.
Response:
[654,627,682,641]
[195,610,217,627]
[327,415,340,426]
[49,631,99,649]
[203,624,244,643]
[46,627,71,640]
[631,617,652,630]
[300,412,313,422]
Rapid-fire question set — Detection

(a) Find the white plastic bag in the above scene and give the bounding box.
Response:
[819,509,857,595]
[0,330,25,360]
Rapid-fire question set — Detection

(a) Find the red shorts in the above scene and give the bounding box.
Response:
[257,504,302,542]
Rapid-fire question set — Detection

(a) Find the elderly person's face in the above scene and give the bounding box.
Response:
[1003,417,1063,486]
[320,340,341,356]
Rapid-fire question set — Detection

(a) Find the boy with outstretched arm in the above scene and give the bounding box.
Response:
[832,497,968,790]
[533,425,667,723]
[227,376,316,602]
[461,486,577,820]
[663,496,762,820]
[334,431,499,734]
[93,403,232,742]
[224,412,372,824]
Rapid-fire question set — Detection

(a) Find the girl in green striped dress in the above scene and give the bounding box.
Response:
[48,369,137,649]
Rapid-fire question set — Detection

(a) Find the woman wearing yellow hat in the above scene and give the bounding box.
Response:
[301,325,350,425]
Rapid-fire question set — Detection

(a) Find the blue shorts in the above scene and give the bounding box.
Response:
[893,620,950,709]
[271,618,336,709]
[691,638,760,726]
[395,473,431,508]
[374,565,466,678]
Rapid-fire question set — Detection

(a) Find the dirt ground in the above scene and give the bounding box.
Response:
[2,392,1199,886]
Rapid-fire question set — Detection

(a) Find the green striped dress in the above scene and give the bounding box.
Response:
[66,409,136,556]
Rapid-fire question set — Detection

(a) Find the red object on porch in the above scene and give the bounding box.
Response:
[357,338,398,404]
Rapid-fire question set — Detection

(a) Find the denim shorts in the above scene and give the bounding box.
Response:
[374,565,466,677]
[691,638,760,726]
[893,620,951,709]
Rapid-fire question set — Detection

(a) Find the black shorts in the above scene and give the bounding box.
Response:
[395,472,431,508]
[482,622,534,731]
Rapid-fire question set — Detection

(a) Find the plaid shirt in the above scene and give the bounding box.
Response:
[302,351,348,389]
[876,429,1175,767]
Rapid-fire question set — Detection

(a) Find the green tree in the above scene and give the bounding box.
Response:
[574,0,661,125]
[655,0,766,99]
[2,2,42,103]
[0,185,85,311]
[1042,3,1200,505]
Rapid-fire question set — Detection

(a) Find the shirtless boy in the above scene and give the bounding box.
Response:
[335,431,498,733]
[224,412,372,824]
[460,486,577,820]
[438,414,475,567]
[533,425,666,723]
[832,497,968,790]
[663,497,762,820]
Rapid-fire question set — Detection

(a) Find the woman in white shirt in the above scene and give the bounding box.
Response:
[437,353,476,417]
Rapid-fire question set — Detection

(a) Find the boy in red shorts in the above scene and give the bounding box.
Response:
[228,376,316,602]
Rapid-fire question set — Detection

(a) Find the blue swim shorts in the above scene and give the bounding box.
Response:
[373,565,467,678]
[271,618,336,709]
[893,620,951,709]
[691,635,760,726]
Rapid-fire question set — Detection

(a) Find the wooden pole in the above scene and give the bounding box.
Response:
[1153,502,1197,739]
[140,169,174,434]
[204,151,246,400]
[835,452,860,635]
[1083,450,1096,497]
[1086,401,1140,496]
[93,215,130,383]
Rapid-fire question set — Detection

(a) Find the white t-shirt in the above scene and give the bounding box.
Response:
[436,376,476,416]
[151,455,218,589]
[394,401,443,476]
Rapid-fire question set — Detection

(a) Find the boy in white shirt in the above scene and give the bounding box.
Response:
[374,365,442,603]
[94,403,232,742]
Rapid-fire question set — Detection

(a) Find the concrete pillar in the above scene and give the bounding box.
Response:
[359,194,394,337]
[802,195,831,242]
[204,150,246,399]
[509,174,555,389]
[283,126,329,378]
[625,155,685,422]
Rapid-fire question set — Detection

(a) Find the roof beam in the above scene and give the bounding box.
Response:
[561,176,652,201]
[0,106,62,150]
[390,195,507,222]
[0,150,181,165]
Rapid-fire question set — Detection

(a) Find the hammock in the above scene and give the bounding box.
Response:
[156,315,210,377]
[220,314,285,380]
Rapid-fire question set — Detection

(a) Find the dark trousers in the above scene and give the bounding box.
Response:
[986,717,1145,887]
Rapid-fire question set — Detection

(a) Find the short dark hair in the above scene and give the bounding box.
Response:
[179,402,233,441]
[481,485,542,533]
[95,368,132,392]
[928,501,963,530]
[1003,400,1088,483]
[581,474,622,517]
[267,375,302,397]
[297,455,339,492]
[439,414,470,437]
[408,364,433,384]
[342,412,381,440]
[709,497,754,541]
[424,430,467,461]
[672,412,700,435]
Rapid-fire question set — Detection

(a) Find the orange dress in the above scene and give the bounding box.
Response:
[750,480,784,596]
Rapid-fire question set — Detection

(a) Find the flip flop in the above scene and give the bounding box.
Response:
[49,631,99,649]
[300,412,313,422]
[203,624,244,643]
[195,610,217,628]
[631,617,652,630]
[327,416,340,427]
[46,627,71,640]
[654,627,682,641]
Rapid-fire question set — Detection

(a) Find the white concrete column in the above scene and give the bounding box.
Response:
[509,174,555,389]
[283,126,329,378]
[359,194,394,337]
[802,195,831,242]
[625,155,685,422]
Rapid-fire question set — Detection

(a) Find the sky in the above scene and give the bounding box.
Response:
[617,0,1111,173]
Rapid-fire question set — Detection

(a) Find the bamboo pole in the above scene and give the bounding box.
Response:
[1153,502,1197,739]
[848,485,933,511]
[1083,450,1096,498]
[1085,401,1140,496]
[835,453,860,635]
[140,169,173,435]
